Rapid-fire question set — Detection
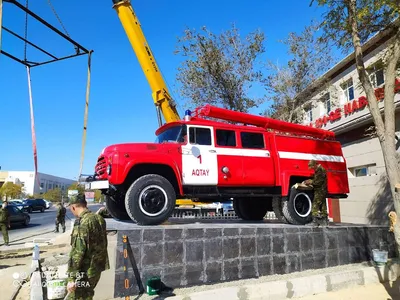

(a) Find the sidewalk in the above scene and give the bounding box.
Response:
[0,230,72,300]
[0,220,74,254]
[296,282,400,299]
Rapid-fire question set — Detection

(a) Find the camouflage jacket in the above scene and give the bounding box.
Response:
[56,206,66,219]
[67,209,110,282]
[0,207,9,224]
[310,165,327,192]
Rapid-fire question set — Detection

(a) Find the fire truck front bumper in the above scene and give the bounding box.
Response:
[83,175,110,190]
[85,180,109,190]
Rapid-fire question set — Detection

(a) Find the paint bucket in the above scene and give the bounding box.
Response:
[146,276,161,295]
[47,279,67,299]
[372,249,388,265]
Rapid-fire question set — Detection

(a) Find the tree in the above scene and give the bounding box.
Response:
[67,182,85,194]
[94,190,103,203]
[313,0,400,253]
[0,182,22,200]
[263,21,335,123]
[174,23,266,112]
[43,188,63,202]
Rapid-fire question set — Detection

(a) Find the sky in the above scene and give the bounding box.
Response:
[0,0,330,180]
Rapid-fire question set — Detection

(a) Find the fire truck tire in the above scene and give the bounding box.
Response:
[105,196,130,221]
[272,196,288,223]
[282,188,313,225]
[125,174,176,225]
[233,198,268,220]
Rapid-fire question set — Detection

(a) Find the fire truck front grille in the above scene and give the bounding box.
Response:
[95,156,107,177]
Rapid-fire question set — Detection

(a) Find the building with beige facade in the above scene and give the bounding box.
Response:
[296,27,400,225]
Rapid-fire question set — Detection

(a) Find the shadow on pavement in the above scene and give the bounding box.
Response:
[0,263,25,269]
[9,223,41,230]
[374,260,400,300]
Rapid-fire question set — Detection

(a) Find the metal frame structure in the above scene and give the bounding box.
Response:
[1,0,90,67]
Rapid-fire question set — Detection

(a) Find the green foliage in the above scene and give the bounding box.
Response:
[174,23,267,112]
[312,0,399,53]
[0,182,22,200]
[43,188,63,202]
[263,21,335,122]
[67,182,85,194]
[94,190,102,202]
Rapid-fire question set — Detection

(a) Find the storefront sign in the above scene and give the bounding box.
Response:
[311,78,400,128]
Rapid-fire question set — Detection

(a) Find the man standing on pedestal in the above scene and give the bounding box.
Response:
[304,159,328,227]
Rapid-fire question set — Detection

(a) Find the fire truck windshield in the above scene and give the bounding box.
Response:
[155,125,187,143]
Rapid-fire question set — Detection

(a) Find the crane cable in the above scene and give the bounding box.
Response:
[23,0,40,188]
[26,66,40,188]
[78,50,93,183]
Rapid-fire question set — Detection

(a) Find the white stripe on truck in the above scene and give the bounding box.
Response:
[215,148,270,157]
[278,151,344,163]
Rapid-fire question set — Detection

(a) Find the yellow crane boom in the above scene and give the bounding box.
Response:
[111,0,211,209]
[112,0,180,126]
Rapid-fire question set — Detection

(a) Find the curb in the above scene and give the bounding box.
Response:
[161,265,396,300]
[0,243,68,255]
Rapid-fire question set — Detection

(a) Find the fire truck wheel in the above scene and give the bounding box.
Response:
[282,188,313,225]
[105,196,130,220]
[125,174,176,225]
[233,198,268,220]
[272,196,288,224]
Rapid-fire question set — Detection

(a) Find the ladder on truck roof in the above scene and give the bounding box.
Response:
[193,104,336,140]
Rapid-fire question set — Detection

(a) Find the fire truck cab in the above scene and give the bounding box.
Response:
[86,106,349,226]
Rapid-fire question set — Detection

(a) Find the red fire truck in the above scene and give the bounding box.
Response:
[85,105,349,225]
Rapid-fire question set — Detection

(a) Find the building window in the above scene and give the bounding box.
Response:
[321,93,331,114]
[304,106,313,123]
[342,78,354,102]
[240,132,265,149]
[349,164,377,177]
[189,127,212,145]
[40,182,44,189]
[369,65,385,88]
[216,129,236,147]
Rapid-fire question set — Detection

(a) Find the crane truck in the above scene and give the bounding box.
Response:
[103,0,231,218]
[84,0,350,225]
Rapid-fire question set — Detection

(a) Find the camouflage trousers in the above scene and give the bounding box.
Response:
[66,274,101,300]
[55,218,66,232]
[312,189,328,218]
[0,223,9,244]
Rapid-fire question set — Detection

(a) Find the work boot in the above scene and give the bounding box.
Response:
[319,216,329,227]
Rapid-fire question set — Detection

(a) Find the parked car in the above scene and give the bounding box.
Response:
[43,200,52,209]
[22,199,47,213]
[7,205,30,227]
[8,199,30,212]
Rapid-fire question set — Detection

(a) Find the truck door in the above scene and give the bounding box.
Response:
[214,128,243,186]
[181,125,218,185]
[240,131,275,186]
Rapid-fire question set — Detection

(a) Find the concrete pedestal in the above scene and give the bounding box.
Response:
[112,223,396,298]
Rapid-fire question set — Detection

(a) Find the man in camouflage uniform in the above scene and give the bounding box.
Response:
[304,160,328,226]
[96,206,110,218]
[66,193,110,299]
[54,202,67,233]
[0,202,10,246]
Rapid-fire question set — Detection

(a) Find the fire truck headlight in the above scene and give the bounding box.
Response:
[107,165,112,175]
[222,166,229,174]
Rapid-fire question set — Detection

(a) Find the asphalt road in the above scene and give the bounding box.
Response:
[1,204,103,244]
